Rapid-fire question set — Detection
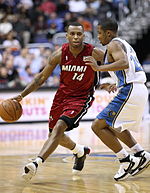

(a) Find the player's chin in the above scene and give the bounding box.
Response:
[72,42,81,47]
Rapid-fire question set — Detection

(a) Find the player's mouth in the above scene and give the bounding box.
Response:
[73,41,80,44]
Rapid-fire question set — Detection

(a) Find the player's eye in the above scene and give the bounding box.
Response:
[77,32,82,36]
[70,32,75,36]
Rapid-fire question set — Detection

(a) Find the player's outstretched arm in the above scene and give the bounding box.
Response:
[13,48,62,101]
[84,41,129,72]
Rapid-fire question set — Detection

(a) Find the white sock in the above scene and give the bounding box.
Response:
[116,148,129,159]
[72,144,84,158]
[35,157,43,166]
[130,143,144,153]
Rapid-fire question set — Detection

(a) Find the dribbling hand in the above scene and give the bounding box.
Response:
[11,94,23,102]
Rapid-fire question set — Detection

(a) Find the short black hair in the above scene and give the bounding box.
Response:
[98,18,118,32]
[67,22,84,31]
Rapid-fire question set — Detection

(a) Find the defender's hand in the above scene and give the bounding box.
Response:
[100,83,117,93]
[83,56,100,71]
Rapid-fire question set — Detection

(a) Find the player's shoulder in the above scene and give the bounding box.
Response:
[48,47,62,64]
[108,38,126,48]
[52,47,62,58]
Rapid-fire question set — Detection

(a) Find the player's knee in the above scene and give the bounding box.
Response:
[91,119,100,133]
[52,120,67,138]
[91,119,106,133]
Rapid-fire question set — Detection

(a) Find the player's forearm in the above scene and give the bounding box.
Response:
[20,73,45,98]
[99,59,129,71]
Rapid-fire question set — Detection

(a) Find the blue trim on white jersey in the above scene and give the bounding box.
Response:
[96,83,133,127]
[115,70,127,87]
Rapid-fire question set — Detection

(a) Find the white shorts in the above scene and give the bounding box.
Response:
[97,83,148,132]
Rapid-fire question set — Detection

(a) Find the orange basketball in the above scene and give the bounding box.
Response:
[0,99,23,122]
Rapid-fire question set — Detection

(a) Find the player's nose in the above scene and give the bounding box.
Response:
[74,34,78,39]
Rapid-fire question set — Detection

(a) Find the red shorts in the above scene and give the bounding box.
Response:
[49,93,94,131]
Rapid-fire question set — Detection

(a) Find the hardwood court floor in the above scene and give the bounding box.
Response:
[0,121,150,193]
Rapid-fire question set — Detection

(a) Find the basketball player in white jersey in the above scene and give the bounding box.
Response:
[84,18,150,181]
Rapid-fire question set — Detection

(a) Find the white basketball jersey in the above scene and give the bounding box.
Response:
[104,37,147,87]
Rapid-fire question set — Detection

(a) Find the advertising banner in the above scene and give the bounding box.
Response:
[0,90,116,122]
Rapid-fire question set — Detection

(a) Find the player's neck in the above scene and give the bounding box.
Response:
[69,44,84,58]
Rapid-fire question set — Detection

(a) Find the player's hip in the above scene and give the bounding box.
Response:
[97,83,148,127]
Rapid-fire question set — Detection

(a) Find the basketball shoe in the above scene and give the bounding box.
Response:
[22,162,38,181]
[114,155,140,181]
[72,147,90,174]
[130,151,150,176]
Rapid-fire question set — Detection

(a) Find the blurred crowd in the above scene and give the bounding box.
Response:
[0,0,131,88]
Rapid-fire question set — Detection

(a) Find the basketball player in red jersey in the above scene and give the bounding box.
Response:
[12,22,104,181]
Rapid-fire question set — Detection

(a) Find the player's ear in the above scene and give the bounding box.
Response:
[66,33,68,40]
[107,30,112,37]
[107,31,111,37]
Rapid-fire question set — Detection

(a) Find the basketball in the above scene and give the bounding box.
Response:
[0,99,23,122]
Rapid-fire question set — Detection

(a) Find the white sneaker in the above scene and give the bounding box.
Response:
[114,155,140,181]
[22,162,37,181]
[131,151,150,176]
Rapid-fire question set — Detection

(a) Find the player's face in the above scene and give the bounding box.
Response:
[66,26,85,48]
[97,25,110,46]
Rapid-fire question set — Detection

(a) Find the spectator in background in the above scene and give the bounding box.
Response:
[1,48,13,65]
[17,0,33,10]
[56,0,69,18]
[0,66,9,88]
[12,14,31,47]
[20,65,35,86]
[68,0,87,14]
[97,0,117,20]
[47,23,58,40]
[2,31,21,51]
[27,4,42,26]
[39,0,56,16]
[47,12,64,32]
[33,14,48,43]
[63,12,78,31]
[34,15,48,35]
[77,15,92,32]
[113,0,130,20]
[84,0,100,20]
[0,15,13,36]
[6,57,21,87]
[14,48,29,71]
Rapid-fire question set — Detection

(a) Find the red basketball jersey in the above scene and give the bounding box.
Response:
[58,43,99,97]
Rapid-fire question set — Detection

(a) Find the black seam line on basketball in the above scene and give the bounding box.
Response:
[9,100,17,120]
[112,83,133,128]
[2,101,15,119]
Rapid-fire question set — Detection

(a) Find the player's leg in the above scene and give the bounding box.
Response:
[58,96,93,174]
[112,129,150,176]
[22,119,68,181]
[48,99,90,164]
[91,119,140,181]
[50,132,88,162]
